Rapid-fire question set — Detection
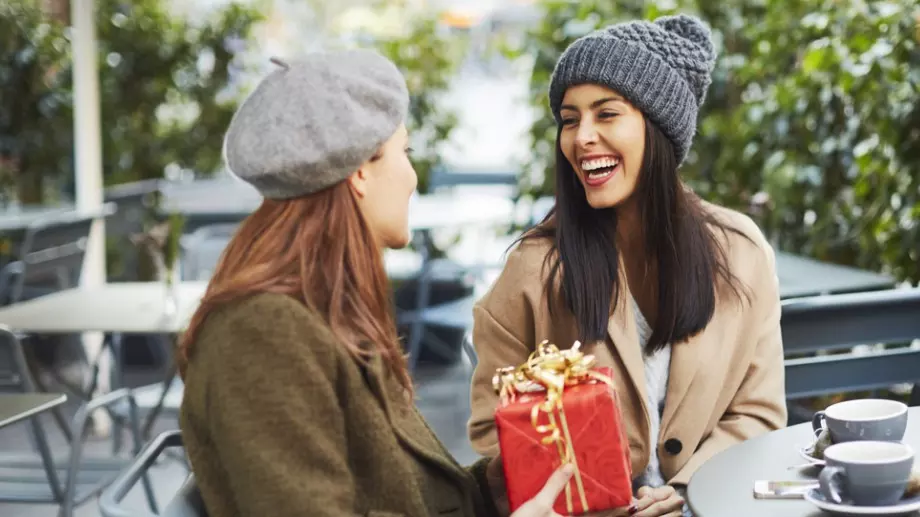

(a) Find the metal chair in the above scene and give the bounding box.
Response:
[781,288,920,422]
[100,429,207,517]
[0,215,97,437]
[104,179,162,282]
[0,326,156,517]
[0,214,95,305]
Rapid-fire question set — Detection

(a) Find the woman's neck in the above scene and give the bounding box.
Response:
[615,198,643,254]
[615,198,658,324]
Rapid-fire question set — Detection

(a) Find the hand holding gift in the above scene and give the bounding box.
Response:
[509,463,575,517]
[493,340,634,515]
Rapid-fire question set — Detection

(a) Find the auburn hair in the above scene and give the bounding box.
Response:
[177,181,412,393]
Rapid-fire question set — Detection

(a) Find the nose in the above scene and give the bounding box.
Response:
[575,120,598,148]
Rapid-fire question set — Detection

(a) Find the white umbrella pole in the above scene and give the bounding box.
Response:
[72,0,105,287]
[71,0,110,435]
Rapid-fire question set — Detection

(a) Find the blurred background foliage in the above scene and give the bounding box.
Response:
[372,0,468,194]
[0,0,467,203]
[1,0,264,204]
[508,0,920,285]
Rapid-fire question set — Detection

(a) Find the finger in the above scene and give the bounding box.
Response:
[633,496,655,512]
[533,464,575,508]
[636,486,654,499]
[634,496,685,517]
[650,486,676,501]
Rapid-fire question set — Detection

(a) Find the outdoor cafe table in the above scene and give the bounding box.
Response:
[0,393,67,430]
[0,282,207,434]
[0,282,205,336]
[687,406,920,517]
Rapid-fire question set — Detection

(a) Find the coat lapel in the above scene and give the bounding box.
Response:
[605,276,651,435]
[659,315,721,436]
[360,355,470,481]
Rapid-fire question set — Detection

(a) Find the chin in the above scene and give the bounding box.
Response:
[585,192,624,209]
[384,233,411,250]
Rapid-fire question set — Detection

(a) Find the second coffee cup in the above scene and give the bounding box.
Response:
[812,398,908,444]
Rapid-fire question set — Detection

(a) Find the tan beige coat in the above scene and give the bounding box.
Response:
[467,204,787,487]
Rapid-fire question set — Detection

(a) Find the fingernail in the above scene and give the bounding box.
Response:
[562,463,575,475]
[628,504,638,515]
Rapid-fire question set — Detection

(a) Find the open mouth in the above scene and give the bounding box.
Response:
[580,156,620,187]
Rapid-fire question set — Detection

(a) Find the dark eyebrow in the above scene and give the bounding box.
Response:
[559,96,623,112]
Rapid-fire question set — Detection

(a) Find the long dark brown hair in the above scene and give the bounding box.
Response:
[178,182,411,392]
[523,119,751,354]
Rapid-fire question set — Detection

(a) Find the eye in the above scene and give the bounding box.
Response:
[598,111,619,120]
[561,117,578,127]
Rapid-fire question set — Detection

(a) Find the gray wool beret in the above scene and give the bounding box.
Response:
[549,14,717,164]
[223,49,410,199]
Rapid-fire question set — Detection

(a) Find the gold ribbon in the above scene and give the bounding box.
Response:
[493,340,615,514]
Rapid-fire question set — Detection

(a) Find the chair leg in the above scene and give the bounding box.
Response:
[110,413,126,455]
[141,363,179,440]
[127,395,160,514]
[29,414,67,502]
[58,400,95,517]
[108,333,126,454]
[19,343,74,443]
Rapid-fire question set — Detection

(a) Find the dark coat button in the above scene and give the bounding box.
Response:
[664,438,683,455]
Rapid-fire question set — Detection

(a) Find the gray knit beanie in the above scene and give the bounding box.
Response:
[548,14,716,164]
[223,49,410,200]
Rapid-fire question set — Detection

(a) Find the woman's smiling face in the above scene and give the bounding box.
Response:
[558,83,647,209]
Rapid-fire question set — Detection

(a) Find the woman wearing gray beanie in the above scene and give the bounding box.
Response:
[469,14,786,517]
[176,49,576,517]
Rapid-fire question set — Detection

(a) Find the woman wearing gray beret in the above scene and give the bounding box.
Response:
[469,14,786,517]
[175,49,578,517]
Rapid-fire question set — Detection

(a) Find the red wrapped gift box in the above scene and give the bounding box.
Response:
[494,343,632,515]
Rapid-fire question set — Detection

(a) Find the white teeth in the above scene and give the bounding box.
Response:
[580,157,620,171]
[587,169,613,180]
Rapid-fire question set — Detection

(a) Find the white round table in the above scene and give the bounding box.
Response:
[687,407,920,517]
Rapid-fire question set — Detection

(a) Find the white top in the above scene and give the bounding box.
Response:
[631,298,694,517]
[631,296,672,490]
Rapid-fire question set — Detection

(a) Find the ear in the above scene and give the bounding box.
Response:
[347,168,369,199]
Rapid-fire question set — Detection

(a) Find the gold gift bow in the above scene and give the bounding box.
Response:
[493,340,616,514]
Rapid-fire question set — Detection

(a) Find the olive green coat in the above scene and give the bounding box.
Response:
[180,292,500,517]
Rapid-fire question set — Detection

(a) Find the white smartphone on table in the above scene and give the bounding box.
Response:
[752,480,818,500]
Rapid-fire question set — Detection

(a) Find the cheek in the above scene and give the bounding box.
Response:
[559,132,577,167]
[608,126,644,177]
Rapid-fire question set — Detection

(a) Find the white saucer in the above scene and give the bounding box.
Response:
[804,488,920,516]
[798,443,827,466]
